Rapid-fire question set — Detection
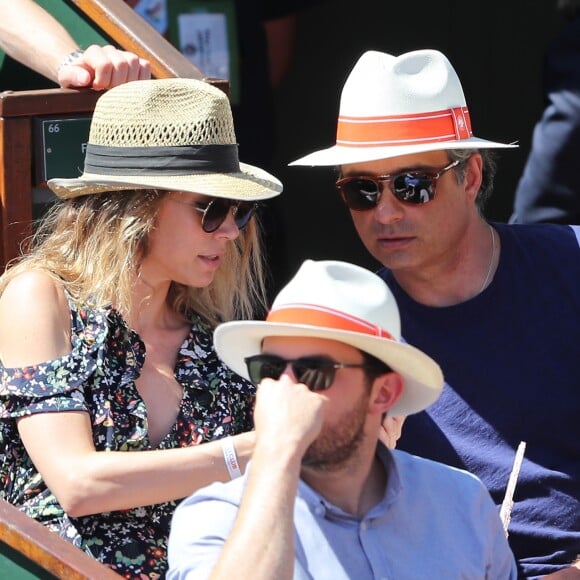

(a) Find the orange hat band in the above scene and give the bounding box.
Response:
[336,106,472,147]
[266,304,394,339]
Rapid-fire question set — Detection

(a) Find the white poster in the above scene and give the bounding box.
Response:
[177,13,230,80]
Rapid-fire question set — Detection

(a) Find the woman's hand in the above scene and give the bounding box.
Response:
[379,415,406,449]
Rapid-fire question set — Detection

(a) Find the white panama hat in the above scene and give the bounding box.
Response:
[290,49,516,167]
[48,78,282,200]
[214,259,443,416]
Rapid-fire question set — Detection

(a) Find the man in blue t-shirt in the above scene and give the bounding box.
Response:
[291,49,580,578]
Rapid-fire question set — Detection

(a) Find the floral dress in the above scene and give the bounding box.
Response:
[0,299,256,579]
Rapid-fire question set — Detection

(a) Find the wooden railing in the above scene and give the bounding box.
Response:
[70,0,224,85]
[0,88,102,269]
[0,498,119,578]
[67,0,228,94]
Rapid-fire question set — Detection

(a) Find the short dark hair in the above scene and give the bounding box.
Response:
[446,149,498,214]
[360,350,392,381]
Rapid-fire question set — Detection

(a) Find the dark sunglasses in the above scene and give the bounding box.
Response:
[244,354,371,392]
[193,197,258,233]
[336,159,460,210]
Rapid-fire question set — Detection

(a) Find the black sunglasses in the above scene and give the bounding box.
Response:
[193,197,258,233]
[336,159,460,210]
[244,354,371,392]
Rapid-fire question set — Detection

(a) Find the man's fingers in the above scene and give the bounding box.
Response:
[58,45,151,90]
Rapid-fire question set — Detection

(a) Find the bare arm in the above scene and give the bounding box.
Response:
[209,376,325,580]
[0,270,253,516]
[18,411,254,516]
[0,0,78,82]
[0,0,150,88]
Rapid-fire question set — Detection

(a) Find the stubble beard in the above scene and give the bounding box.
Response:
[301,391,370,472]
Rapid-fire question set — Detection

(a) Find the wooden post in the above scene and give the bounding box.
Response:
[0,116,33,268]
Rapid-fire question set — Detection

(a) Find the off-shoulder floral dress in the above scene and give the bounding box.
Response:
[0,298,256,579]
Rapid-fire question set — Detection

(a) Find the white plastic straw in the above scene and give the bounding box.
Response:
[500,441,527,536]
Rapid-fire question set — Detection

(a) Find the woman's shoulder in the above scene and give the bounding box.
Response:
[0,269,69,325]
[0,269,71,367]
[1,269,66,304]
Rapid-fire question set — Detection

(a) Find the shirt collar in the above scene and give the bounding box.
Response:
[297,443,402,521]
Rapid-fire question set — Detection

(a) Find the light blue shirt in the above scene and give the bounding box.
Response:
[168,445,517,579]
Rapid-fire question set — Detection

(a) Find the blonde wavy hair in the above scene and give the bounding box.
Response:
[0,189,267,326]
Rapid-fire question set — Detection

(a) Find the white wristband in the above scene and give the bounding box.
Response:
[221,436,242,479]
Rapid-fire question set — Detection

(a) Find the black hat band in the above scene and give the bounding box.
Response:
[83,143,240,175]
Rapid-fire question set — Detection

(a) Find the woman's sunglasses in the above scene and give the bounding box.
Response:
[244,354,371,392]
[193,198,258,233]
[336,159,460,210]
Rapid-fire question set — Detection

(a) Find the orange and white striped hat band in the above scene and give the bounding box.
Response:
[336,106,472,148]
[266,303,394,340]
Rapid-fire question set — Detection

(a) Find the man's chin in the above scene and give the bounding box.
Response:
[301,437,364,472]
[301,455,347,472]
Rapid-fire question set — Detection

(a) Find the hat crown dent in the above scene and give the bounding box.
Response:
[340,49,467,117]
[88,78,237,148]
[289,48,515,167]
[272,260,402,341]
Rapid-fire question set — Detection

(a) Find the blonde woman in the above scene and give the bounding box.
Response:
[0,78,281,577]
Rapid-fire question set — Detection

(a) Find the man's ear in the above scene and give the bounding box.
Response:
[464,153,483,204]
[369,372,403,416]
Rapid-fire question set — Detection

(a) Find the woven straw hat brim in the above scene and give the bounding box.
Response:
[290,137,518,167]
[214,321,444,417]
[47,162,282,200]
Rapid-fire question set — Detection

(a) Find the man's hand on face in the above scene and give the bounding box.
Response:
[253,374,326,458]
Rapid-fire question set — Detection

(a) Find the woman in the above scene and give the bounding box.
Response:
[0,78,282,577]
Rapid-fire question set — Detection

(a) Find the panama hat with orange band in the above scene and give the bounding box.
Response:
[290,49,516,167]
[214,259,444,416]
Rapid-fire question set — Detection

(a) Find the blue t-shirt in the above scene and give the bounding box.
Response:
[379,222,580,578]
[167,445,517,579]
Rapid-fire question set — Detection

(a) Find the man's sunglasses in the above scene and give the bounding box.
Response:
[335,159,460,210]
[193,197,258,233]
[244,354,371,392]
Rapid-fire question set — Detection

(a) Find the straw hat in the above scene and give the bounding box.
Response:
[214,260,443,416]
[48,78,282,200]
[290,49,517,167]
